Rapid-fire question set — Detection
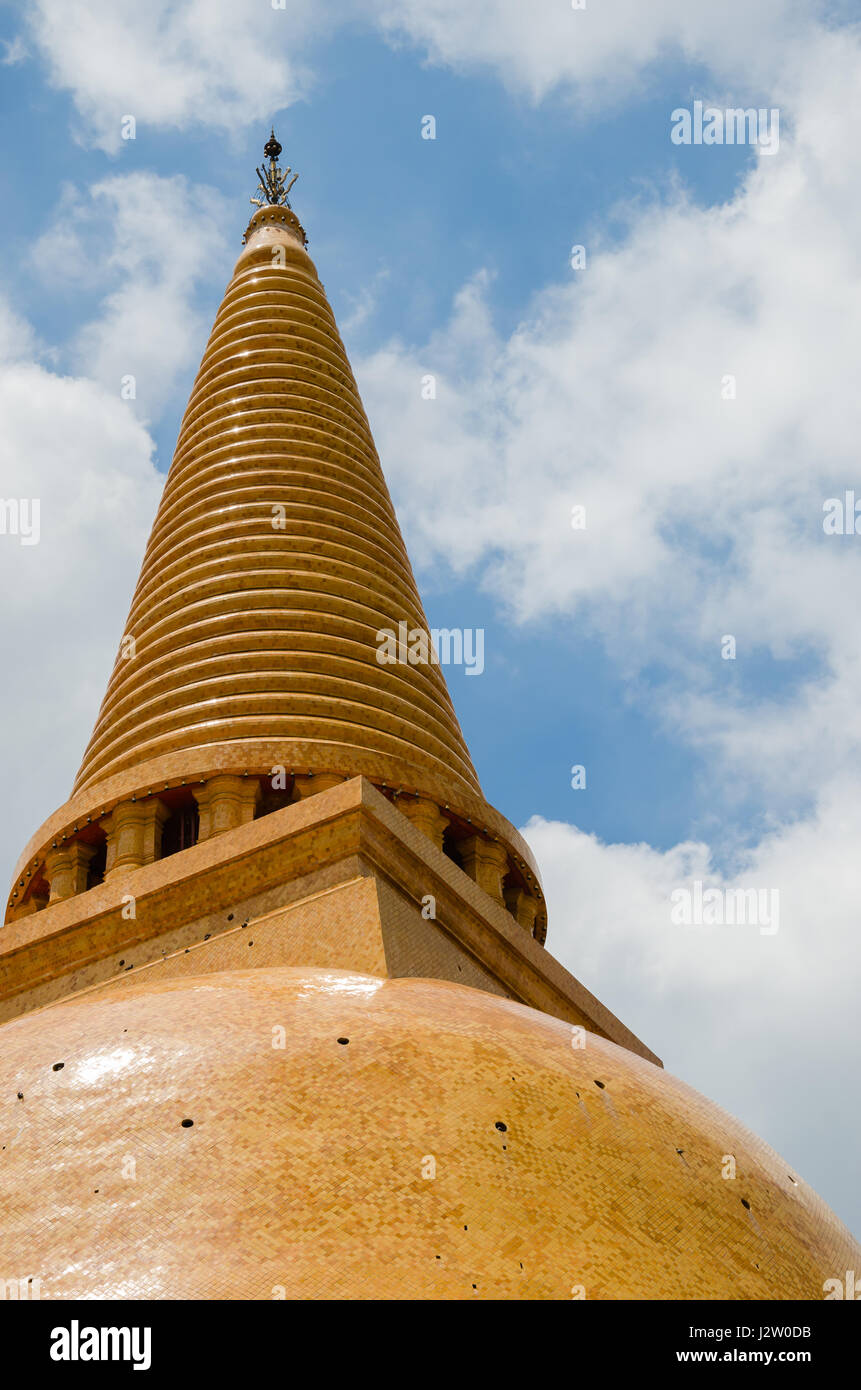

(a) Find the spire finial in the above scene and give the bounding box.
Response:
[251,128,298,209]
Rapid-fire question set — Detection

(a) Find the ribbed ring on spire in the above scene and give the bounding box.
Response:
[73,217,482,807]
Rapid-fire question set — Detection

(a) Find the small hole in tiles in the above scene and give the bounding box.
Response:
[52,1062,64,1072]
[204,934,211,940]
[119,960,125,967]
[16,1092,23,1100]
[248,940,254,947]
[741,1198,751,1210]
[181,1118,194,1128]
[184,948,189,953]
[94,1189,99,1194]
[495,1121,507,1132]
[472,1284,477,1290]
[594,1079,605,1089]
[463,1225,468,1231]
[337,1037,349,1045]
[227,914,234,921]
[241,921,248,928]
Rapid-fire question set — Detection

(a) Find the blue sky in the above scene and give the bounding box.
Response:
[1,0,860,1240]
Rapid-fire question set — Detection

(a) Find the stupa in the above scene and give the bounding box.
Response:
[0,134,857,1300]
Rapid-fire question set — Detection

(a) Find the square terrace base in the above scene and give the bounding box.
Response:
[0,777,659,1064]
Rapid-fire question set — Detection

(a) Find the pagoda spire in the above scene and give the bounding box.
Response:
[7,141,546,938]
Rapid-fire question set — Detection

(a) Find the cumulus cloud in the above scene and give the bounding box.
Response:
[1,168,229,871]
[524,796,861,1232]
[33,173,230,422]
[346,13,861,1231]
[0,298,36,364]
[373,0,818,103]
[25,0,322,152]
[356,23,861,811]
[0,295,163,883]
[24,0,829,150]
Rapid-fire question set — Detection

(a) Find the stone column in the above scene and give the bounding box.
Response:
[194,776,261,841]
[504,886,539,934]
[44,841,98,903]
[460,835,509,906]
[7,895,46,920]
[397,796,449,851]
[103,799,170,879]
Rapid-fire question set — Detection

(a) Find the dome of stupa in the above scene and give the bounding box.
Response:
[0,965,856,1299]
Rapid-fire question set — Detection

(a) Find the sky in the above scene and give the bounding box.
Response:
[0,0,860,1242]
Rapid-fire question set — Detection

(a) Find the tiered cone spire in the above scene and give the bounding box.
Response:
[73,193,482,806]
[7,135,545,936]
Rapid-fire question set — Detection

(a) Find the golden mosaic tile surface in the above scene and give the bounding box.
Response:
[0,965,856,1300]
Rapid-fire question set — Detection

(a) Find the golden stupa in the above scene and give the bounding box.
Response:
[1,135,857,1300]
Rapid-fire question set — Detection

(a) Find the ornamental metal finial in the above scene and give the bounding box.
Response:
[251,128,299,209]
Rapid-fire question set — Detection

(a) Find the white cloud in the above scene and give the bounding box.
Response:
[26,0,322,152]
[0,169,227,868]
[33,173,230,422]
[24,0,828,151]
[0,298,36,364]
[1,34,29,66]
[0,300,163,865]
[524,795,861,1234]
[0,178,225,864]
[356,23,861,810]
[345,14,861,1234]
[374,0,816,103]
[339,266,392,337]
